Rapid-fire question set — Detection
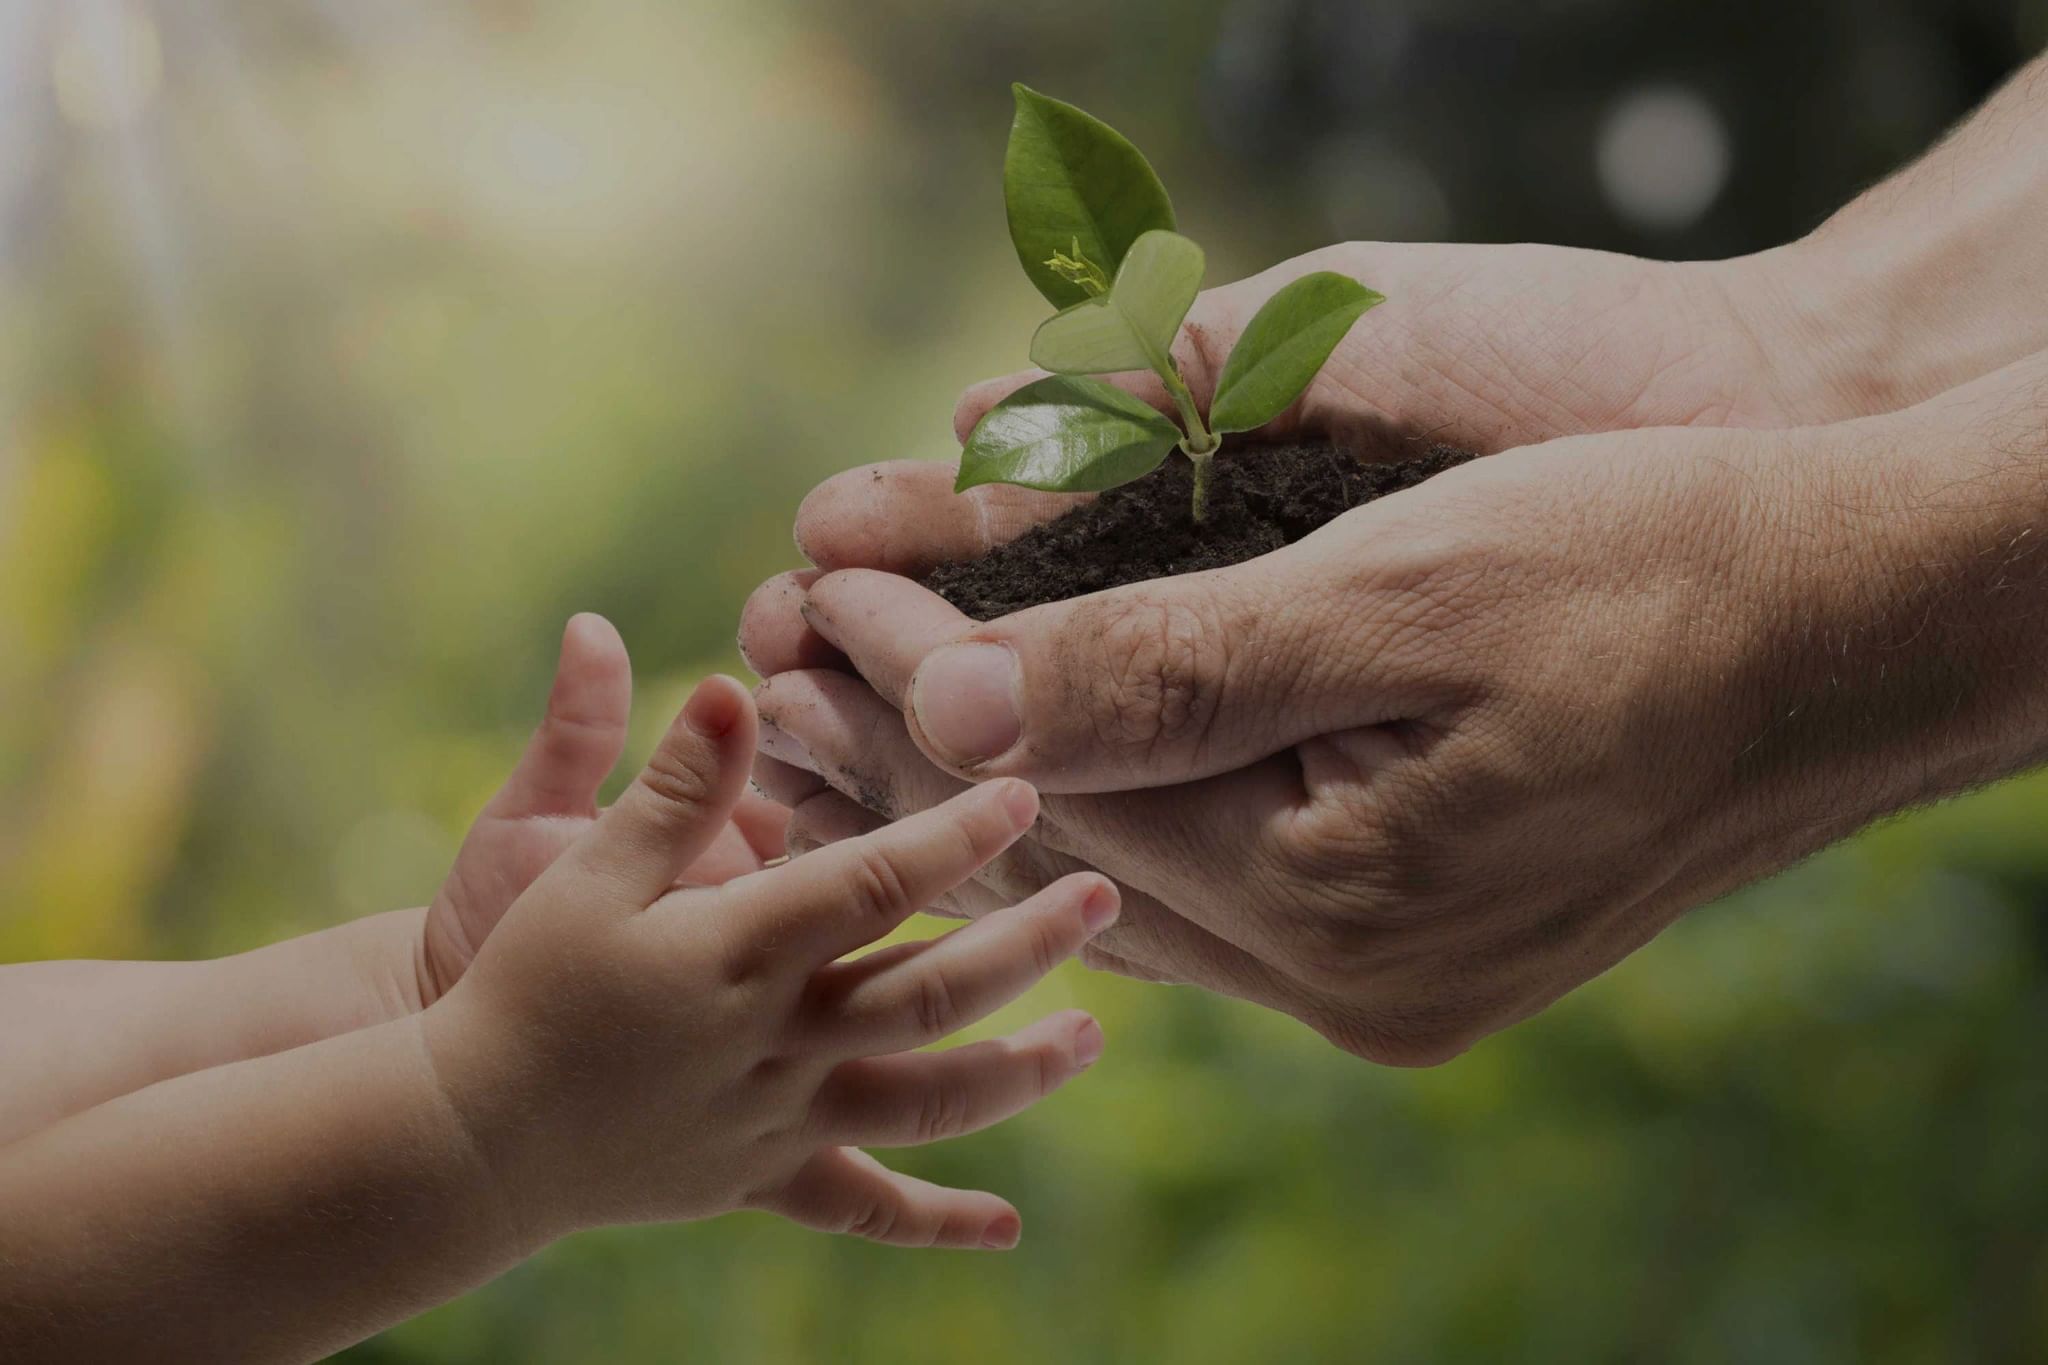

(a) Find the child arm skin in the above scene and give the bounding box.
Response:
[0,672,1114,1363]
[0,615,787,1144]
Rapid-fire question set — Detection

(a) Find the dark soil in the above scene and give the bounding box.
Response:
[923,439,1476,619]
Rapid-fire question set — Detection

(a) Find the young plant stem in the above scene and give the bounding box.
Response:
[1140,337,1220,524]
[1187,446,1217,522]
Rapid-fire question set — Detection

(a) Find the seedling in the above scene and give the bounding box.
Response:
[958,85,1385,523]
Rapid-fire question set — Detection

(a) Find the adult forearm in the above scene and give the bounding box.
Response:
[0,1012,534,1364]
[0,908,427,1144]
[1744,52,2048,419]
[1737,347,2048,829]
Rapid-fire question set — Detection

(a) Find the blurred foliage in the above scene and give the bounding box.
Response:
[2,0,2046,1360]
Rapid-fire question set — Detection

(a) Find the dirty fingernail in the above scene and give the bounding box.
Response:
[913,643,1022,768]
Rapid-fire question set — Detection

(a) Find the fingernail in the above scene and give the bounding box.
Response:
[755,715,811,768]
[981,1214,1021,1250]
[913,643,1022,768]
[993,777,1038,830]
[1080,881,1120,935]
[1073,1017,1105,1069]
[796,594,829,635]
[684,678,742,738]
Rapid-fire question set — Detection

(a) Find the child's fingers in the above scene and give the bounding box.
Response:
[679,821,772,886]
[677,792,793,885]
[783,788,881,856]
[815,873,1117,1056]
[487,614,632,819]
[807,1010,1103,1148]
[569,675,757,902]
[758,1146,1021,1250]
[730,790,792,862]
[733,780,1039,966]
[785,792,1014,921]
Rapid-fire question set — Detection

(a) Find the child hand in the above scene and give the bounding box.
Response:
[423,674,1116,1250]
[419,614,790,1003]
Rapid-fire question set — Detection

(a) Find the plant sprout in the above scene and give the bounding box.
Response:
[958,85,1385,523]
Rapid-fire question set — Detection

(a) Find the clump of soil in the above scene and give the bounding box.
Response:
[923,440,1475,620]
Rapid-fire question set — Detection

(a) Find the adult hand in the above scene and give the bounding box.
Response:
[745,354,2048,1062]
[743,56,2048,1060]
[741,220,2000,685]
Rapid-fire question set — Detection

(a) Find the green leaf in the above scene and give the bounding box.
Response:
[1029,230,1205,376]
[956,375,1182,494]
[1005,85,1176,309]
[1208,273,1385,434]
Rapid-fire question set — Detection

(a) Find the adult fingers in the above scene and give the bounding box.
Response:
[951,248,1420,447]
[807,1010,1103,1148]
[784,785,1291,1004]
[486,613,632,819]
[801,569,971,709]
[755,668,972,821]
[758,1147,1021,1250]
[809,873,1117,1056]
[751,667,1305,981]
[804,553,1437,792]
[793,460,1090,577]
[752,751,829,811]
[565,674,757,903]
[738,569,848,680]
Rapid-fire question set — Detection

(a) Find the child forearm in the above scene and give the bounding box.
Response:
[0,908,426,1144]
[0,1011,534,1364]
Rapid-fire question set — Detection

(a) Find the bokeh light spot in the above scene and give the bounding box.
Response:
[1595,84,1730,231]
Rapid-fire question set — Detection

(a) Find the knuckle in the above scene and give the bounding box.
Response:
[910,969,960,1039]
[915,1080,972,1143]
[637,741,717,815]
[1281,764,1463,924]
[941,812,992,876]
[1069,593,1226,760]
[1027,919,1065,980]
[846,1199,901,1244]
[847,845,914,925]
[1033,1038,1061,1097]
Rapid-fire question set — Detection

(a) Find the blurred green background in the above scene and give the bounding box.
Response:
[4,1,2048,1360]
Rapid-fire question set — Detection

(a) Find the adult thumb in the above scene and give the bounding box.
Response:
[903,545,1420,793]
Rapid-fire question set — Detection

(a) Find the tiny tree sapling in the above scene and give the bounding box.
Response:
[958,85,1386,523]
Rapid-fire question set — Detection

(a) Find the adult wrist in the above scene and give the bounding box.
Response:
[1731,191,2048,428]
[1752,386,2048,816]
